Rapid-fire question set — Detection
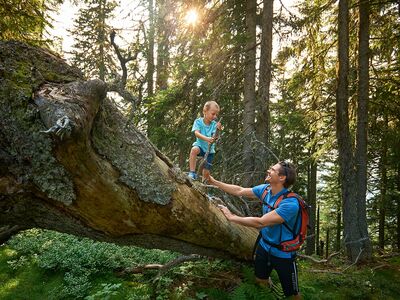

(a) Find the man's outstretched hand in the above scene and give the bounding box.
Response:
[217,204,234,221]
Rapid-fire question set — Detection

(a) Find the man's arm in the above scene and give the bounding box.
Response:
[207,176,257,198]
[218,205,284,229]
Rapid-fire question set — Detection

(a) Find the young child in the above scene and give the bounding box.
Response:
[188,101,222,180]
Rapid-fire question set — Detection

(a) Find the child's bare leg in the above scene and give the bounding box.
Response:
[189,146,200,171]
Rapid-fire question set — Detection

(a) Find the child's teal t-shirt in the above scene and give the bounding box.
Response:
[191,118,218,153]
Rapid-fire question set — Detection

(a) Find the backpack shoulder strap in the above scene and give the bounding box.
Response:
[261,185,269,203]
[273,191,301,234]
[273,191,301,208]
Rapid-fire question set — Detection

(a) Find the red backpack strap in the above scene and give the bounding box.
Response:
[273,191,294,208]
[261,185,269,203]
[273,192,301,234]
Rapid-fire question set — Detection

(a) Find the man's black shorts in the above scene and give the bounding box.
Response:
[254,245,299,297]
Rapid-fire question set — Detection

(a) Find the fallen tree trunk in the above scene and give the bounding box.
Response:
[0,41,257,260]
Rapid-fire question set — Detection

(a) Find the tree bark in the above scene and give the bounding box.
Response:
[147,0,155,97]
[336,210,341,252]
[242,0,257,186]
[355,0,372,258]
[156,0,171,91]
[257,0,273,144]
[379,116,388,250]
[336,0,370,262]
[98,0,106,81]
[325,227,330,258]
[254,0,273,184]
[0,225,23,245]
[306,156,317,255]
[0,41,257,260]
[397,162,400,251]
[316,204,320,255]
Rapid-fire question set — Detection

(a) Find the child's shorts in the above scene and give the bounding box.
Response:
[197,147,214,170]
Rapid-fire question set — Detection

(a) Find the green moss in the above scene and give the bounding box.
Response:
[92,100,176,205]
[0,41,79,205]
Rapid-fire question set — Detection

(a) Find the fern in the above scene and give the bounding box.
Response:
[201,288,230,300]
[231,282,275,300]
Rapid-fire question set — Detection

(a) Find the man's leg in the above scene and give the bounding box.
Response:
[254,245,273,288]
[255,277,273,288]
[271,255,300,299]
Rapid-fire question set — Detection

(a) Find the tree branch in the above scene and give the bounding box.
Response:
[120,254,203,280]
[298,251,340,263]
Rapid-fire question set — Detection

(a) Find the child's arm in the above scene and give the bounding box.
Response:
[194,130,214,143]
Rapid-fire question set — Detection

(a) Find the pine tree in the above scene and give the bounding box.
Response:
[69,0,117,80]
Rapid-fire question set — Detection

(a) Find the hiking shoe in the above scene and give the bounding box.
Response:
[188,172,198,180]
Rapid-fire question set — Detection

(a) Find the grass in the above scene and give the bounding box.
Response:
[0,247,64,300]
[1,230,400,299]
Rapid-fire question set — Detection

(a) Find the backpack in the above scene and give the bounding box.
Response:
[259,188,310,252]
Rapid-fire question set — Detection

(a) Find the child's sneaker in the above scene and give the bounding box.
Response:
[188,172,198,180]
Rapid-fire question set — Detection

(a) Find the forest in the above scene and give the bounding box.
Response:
[0,0,399,299]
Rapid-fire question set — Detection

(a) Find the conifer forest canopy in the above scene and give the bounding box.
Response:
[0,0,399,263]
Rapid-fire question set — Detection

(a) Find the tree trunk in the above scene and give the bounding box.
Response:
[316,204,320,255]
[0,41,257,260]
[147,0,155,97]
[325,227,330,258]
[336,0,369,262]
[0,225,23,245]
[98,0,106,81]
[397,162,400,251]
[242,0,257,186]
[355,0,372,257]
[306,156,317,255]
[378,116,388,250]
[156,0,170,91]
[254,0,273,184]
[257,0,273,144]
[336,210,341,252]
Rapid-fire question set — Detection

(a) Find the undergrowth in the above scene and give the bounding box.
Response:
[0,229,400,299]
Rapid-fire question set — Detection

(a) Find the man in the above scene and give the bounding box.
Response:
[207,161,301,299]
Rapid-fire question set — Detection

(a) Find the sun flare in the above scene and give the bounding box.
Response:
[185,9,198,26]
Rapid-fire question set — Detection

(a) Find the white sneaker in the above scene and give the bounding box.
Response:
[188,172,198,180]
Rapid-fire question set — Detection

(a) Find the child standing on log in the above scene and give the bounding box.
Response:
[188,101,222,181]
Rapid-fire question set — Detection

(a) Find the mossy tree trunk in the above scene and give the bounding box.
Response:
[0,41,257,260]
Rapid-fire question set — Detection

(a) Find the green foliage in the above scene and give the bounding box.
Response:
[0,0,61,45]
[69,0,117,80]
[85,283,122,300]
[2,230,400,299]
[5,229,178,298]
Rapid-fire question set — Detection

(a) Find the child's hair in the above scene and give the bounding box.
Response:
[203,101,220,113]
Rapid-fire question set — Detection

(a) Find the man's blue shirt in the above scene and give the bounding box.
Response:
[252,184,300,258]
[191,118,218,153]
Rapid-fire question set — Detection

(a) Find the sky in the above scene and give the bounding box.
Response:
[47,0,297,58]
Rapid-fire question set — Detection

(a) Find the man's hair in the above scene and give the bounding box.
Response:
[278,161,296,188]
[203,101,220,113]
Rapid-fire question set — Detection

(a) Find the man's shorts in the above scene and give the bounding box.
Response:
[254,245,299,297]
[196,147,214,170]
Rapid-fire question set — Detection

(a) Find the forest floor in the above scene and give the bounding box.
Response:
[0,229,399,300]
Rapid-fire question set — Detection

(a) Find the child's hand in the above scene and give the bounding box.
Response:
[217,121,223,130]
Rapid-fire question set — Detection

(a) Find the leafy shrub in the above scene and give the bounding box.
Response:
[6,229,179,298]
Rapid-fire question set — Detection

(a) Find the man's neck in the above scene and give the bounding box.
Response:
[270,184,285,196]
